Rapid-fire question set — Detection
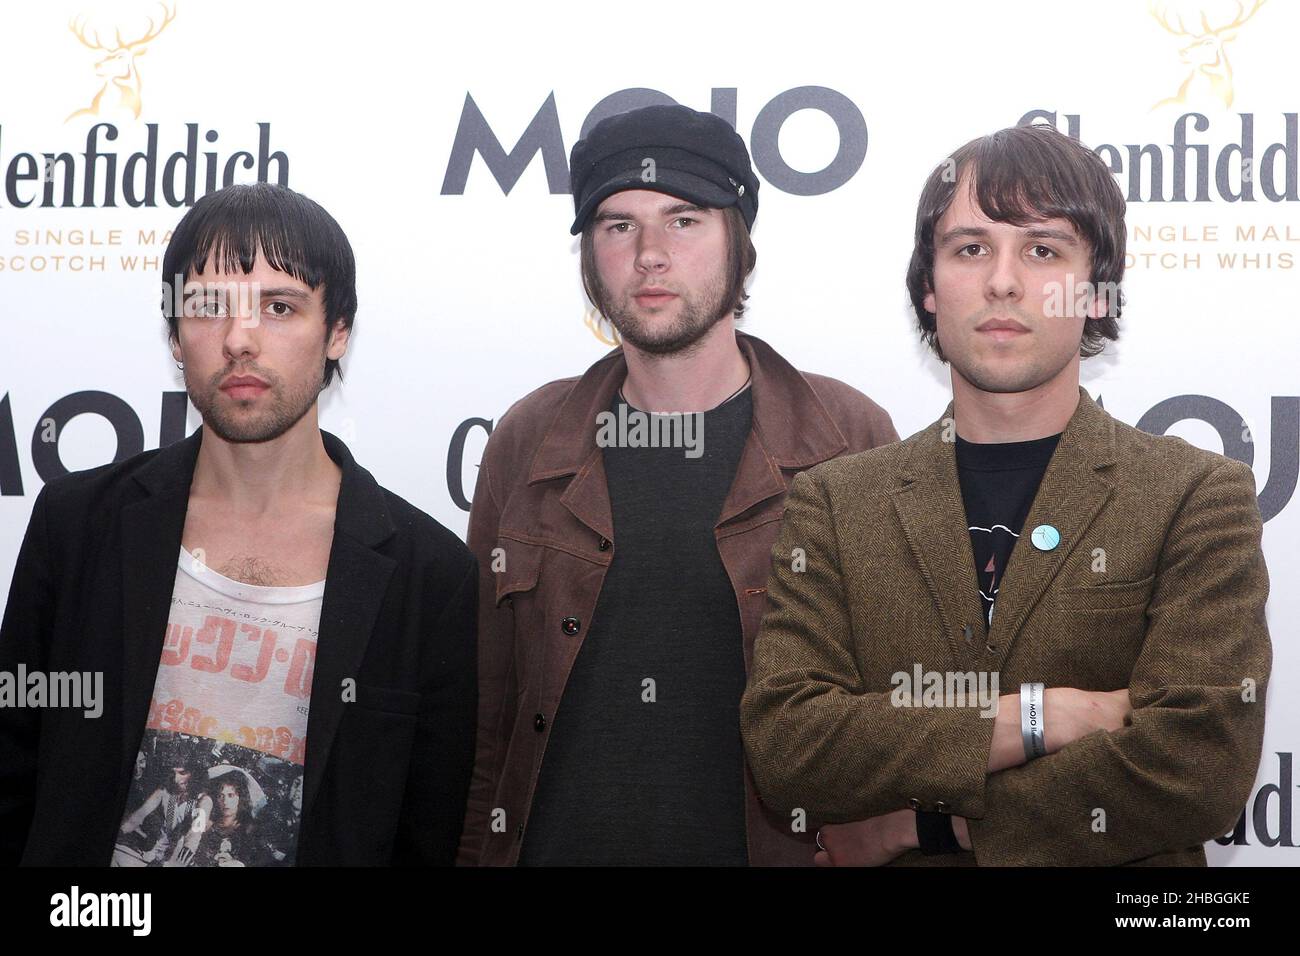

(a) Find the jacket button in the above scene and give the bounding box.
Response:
[935,801,950,813]
[907,797,921,810]
[516,823,524,840]
[533,713,546,732]
[561,616,581,635]
[598,537,611,551]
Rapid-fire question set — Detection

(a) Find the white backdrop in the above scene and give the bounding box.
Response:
[1,0,1295,864]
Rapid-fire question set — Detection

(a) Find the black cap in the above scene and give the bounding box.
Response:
[569,104,759,235]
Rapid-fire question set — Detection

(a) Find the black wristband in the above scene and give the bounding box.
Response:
[915,810,961,855]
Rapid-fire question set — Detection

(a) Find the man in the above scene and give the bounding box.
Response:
[456,104,897,867]
[740,124,1271,866]
[0,182,477,865]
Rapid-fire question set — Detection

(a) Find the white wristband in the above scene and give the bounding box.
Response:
[1020,682,1046,760]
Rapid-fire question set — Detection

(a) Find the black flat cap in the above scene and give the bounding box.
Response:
[569,104,759,235]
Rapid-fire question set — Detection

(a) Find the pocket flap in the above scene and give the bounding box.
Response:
[492,538,543,607]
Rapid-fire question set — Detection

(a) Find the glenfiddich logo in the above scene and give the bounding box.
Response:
[584,307,621,347]
[66,1,177,123]
[1149,0,1268,110]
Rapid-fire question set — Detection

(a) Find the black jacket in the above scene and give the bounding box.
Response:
[0,428,477,865]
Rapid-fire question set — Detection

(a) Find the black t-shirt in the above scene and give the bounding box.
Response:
[955,433,1061,630]
[519,384,754,866]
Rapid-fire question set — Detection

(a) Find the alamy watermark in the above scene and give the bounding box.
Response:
[890,665,999,717]
[0,665,103,718]
[595,406,704,459]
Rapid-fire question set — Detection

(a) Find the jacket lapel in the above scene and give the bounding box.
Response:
[891,406,987,670]
[892,387,1118,670]
[299,430,397,823]
[120,430,202,791]
[526,332,851,535]
[717,334,849,525]
[118,426,396,833]
[984,389,1116,660]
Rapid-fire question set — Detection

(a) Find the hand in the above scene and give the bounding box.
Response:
[814,809,916,866]
[1046,687,1131,751]
[952,815,972,851]
[168,845,195,867]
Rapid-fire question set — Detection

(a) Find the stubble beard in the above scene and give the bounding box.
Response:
[598,268,731,357]
[186,361,322,444]
[945,306,1075,395]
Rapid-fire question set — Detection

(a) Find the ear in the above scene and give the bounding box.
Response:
[1085,277,1109,322]
[326,318,351,360]
[923,288,936,316]
[170,337,182,364]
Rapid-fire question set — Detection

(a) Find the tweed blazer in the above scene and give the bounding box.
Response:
[740,387,1271,866]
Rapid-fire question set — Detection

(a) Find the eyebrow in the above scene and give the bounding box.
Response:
[182,284,312,299]
[256,287,313,299]
[594,201,710,223]
[938,225,1080,247]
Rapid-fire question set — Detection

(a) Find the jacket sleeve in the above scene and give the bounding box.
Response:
[0,486,54,865]
[392,552,478,865]
[966,458,1271,865]
[740,467,997,822]
[454,454,518,865]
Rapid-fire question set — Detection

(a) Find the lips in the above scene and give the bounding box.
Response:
[633,289,677,306]
[976,318,1029,341]
[219,374,270,398]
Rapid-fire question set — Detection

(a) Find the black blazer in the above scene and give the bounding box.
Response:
[0,428,477,865]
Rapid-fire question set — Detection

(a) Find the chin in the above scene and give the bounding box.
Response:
[956,360,1052,395]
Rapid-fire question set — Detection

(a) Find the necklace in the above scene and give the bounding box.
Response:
[618,372,753,411]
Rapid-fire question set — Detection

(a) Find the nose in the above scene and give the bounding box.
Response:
[221,284,261,362]
[634,229,670,274]
[984,246,1023,304]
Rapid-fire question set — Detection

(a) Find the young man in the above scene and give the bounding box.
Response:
[0,183,477,865]
[740,124,1271,866]
[456,104,898,866]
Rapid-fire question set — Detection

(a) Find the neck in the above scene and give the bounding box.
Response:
[620,318,750,413]
[190,406,340,514]
[951,359,1081,442]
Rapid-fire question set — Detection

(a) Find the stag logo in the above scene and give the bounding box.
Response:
[1149,0,1267,111]
[583,306,621,347]
[65,1,177,124]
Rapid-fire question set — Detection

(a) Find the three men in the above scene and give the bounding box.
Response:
[456,105,897,865]
[0,183,477,865]
[740,124,1271,866]
[0,118,1273,870]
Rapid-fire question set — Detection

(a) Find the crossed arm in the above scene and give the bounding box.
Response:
[740,460,1271,866]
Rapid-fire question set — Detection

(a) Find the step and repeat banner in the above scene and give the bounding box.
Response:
[0,0,1295,865]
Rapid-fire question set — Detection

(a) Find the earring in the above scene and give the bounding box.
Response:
[176,361,184,370]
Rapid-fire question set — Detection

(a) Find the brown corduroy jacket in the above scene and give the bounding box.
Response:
[740,387,1271,866]
[455,331,898,866]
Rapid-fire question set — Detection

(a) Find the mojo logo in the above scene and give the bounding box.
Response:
[3,391,1296,524]
[0,391,188,494]
[1217,752,1297,848]
[441,87,867,198]
[444,393,1298,518]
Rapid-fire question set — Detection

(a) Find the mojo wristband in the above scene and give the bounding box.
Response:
[1020,682,1047,760]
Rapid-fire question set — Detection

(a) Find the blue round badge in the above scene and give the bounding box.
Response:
[1030,524,1060,552]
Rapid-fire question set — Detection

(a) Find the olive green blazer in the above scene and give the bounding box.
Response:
[741,388,1271,866]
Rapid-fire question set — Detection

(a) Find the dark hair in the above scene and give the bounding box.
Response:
[210,772,254,828]
[161,182,357,388]
[579,203,757,324]
[165,755,206,795]
[905,124,1125,361]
